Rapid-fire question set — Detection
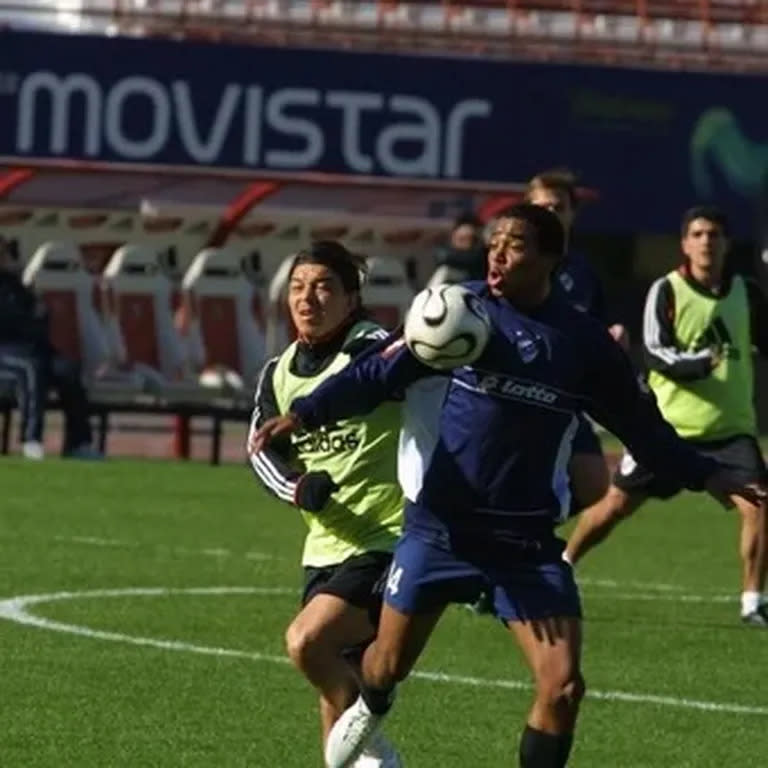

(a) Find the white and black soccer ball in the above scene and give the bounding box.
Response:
[404,284,491,370]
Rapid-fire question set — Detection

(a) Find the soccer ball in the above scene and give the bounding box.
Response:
[404,284,491,370]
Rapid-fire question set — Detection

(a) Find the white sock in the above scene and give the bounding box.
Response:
[561,550,572,566]
[741,591,760,616]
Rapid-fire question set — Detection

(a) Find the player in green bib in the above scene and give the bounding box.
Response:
[565,206,768,625]
[247,241,403,766]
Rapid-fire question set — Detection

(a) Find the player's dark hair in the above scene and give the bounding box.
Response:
[495,203,566,261]
[289,240,367,294]
[526,168,578,209]
[680,205,730,237]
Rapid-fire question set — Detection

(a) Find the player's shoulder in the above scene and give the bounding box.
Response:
[461,279,489,296]
[548,288,599,327]
[546,290,614,347]
[342,319,391,356]
[253,355,280,401]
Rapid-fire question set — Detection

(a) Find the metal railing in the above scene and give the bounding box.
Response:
[1,1,766,71]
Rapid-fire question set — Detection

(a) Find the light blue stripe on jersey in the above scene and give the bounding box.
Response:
[553,415,579,522]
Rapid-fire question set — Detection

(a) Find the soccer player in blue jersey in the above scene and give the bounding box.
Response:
[251,205,764,768]
[527,169,629,516]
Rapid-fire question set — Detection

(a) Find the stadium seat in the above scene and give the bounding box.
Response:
[265,254,298,358]
[102,244,190,382]
[426,263,473,288]
[22,241,111,379]
[181,247,268,387]
[362,256,415,330]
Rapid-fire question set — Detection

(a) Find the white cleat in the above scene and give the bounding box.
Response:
[325,696,387,768]
[352,733,403,767]
[21,441,45,460]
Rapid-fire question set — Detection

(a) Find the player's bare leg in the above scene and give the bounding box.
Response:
[733,497,768,622]
[325,603,444,767]
[564,486,646,564]
[510,615,584,768]
[284,594,374,743]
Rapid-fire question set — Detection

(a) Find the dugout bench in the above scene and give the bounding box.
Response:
[0,381,252,466]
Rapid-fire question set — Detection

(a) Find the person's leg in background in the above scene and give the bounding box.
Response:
[48,354,99,458]
[0,345,47,459]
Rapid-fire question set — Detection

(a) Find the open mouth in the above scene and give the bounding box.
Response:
[487,268,503,288]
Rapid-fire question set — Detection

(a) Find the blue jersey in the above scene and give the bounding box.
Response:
[555,250,604,321]
[291,282,715,549]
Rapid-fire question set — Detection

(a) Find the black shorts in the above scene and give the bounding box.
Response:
[302,550,393,624]
[614,434,767,499]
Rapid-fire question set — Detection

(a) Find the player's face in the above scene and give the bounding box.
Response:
[486,217,549,298]
[528,186,574,235]
[682,218,728,273]
[288,263,357,341]
[451,223,478,251]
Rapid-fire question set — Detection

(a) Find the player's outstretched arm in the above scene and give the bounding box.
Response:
[583,328,717,492]
[289,333,432,431]
[746,277,768,358]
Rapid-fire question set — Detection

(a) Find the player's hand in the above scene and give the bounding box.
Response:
[705,469,767,508]
[295,470,339,512]
[608,324,630,352]
[248,413,302,454]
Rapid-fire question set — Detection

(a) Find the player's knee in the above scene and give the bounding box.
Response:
[562,672,586,707]
[605,487,634,520]
[284,620,322,670]
[537,668,585,714]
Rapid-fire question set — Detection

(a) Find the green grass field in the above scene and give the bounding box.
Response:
[1,458,766,767]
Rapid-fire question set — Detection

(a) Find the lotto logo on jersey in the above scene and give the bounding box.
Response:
[477,374,558,405]
[294,424,361,454]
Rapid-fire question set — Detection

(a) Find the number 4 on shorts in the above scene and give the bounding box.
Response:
[387,564,403,596]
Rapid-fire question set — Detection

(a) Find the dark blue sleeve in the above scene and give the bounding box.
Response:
[581,326,717,490]
[291,332,435,429]
[746,278,768,357]
[588,271,606,324]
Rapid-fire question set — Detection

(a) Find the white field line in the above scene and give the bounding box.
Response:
[0,586,764,717]
[54,535,127,547]
[45,538,734,597]
[51,536,273,562]
[578,577,689,593]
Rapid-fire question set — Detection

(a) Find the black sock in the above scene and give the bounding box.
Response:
[360,685,396,715]
[519,725,574,768]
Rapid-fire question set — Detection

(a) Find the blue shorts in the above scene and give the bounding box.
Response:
[572,415,603,456]
[383,531,582,623]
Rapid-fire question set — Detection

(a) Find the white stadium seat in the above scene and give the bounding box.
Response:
[22,241,111,379]
[362,256,415,330]
[102,244,190,382]
[181,248,268,386]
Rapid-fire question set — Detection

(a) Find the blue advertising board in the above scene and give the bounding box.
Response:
[0,30,765,234]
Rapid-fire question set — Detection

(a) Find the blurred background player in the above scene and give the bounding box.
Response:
[565,206,768,625]
[0,236,100,460]
[252,205,764,768]
[246,241,403,767]
[432,213,486,283]
[527,168,630,515]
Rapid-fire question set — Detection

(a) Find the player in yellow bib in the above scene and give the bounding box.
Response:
[565,206,768,625]
[247,241,403,766]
